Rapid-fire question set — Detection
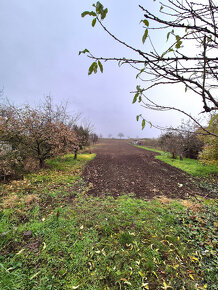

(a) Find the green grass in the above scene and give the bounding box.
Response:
[156,155,218,177]
[0,152,217,289]
[136,145,163,154]
[136,145,218,177]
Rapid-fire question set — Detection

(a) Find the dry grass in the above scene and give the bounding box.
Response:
[23,194,39,206]
[156,195,202,212]
[2,194,19,209]
[156,195,175,204]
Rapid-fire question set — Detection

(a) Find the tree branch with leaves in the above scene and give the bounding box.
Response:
[80,0,218,137]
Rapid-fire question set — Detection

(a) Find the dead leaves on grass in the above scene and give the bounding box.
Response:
[2,194,39,209]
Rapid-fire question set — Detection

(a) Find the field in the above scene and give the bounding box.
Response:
[0,140,217,289]
[84,139,215,198]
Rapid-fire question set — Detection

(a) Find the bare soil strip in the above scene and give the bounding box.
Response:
[83,139,210,199]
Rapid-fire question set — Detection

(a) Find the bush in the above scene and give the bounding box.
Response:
[182,132,203,159]
[159,132,183,159]
[159,120,204,160]
[0,98,85,182]
[0,149,23,181]
[199,114,218,165]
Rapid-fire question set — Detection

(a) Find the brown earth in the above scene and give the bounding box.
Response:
[83,139,210,199]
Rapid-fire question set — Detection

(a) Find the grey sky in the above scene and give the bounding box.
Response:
[0,0,204,138]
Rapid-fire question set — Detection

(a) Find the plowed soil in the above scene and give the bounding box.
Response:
[83,139,210,199]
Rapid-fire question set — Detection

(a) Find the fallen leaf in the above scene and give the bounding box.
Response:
[16,249,25,255]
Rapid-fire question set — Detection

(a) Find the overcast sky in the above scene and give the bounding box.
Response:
[0,0,205,138]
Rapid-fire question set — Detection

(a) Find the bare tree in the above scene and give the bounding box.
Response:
[90,133,99,144]
[80,1,218,137]
[118,132,124,139]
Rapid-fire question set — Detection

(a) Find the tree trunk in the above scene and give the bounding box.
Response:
[74,148,78,160]
[172,152,176,159]
[180,154,183,161]
[39,158,45,168]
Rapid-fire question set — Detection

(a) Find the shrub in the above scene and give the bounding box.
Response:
[199,114,218,165]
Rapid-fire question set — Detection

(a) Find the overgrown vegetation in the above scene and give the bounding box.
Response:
[198,114,218,166]
[0,97,97,181]
[0,152,217,289]
[135,115,218,176]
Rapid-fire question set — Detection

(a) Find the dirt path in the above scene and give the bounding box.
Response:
[83,139,209,199]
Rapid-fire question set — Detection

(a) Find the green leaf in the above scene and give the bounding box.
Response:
[139,95,142,102]
[136,114,141,121]
[92,18,97,27]
[176,35,180,41]
[95,2,108,20]
[88,62,98,75]
[136,68,145,79]
[142,119,146,130]
[149,121,152,128]
[81,11,96,17]
[141,19,149,27]
[93,62,98,73]
[136,85,141,92]
[167,32,171,41]
[81,11,90,17]
[101,8,108,20]
[78,49,90,55]
[98,60,103,73]
[161,47,174,58]
[175,40,182,49]
[161,50,168,58]
[142,29,148,44]
[185,86,188,92]
[132,93,139,104]
[96,1,103,13]
[160,6,163,11]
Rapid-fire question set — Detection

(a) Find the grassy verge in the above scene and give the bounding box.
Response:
[0,153,217,289]
[136,145,163,154]
[136,145,218,177]
[156,155,218,177]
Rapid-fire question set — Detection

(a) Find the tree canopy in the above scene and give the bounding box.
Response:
[0,98,93,177]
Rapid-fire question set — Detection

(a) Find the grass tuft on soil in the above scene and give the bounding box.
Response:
[0,152,217,289]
